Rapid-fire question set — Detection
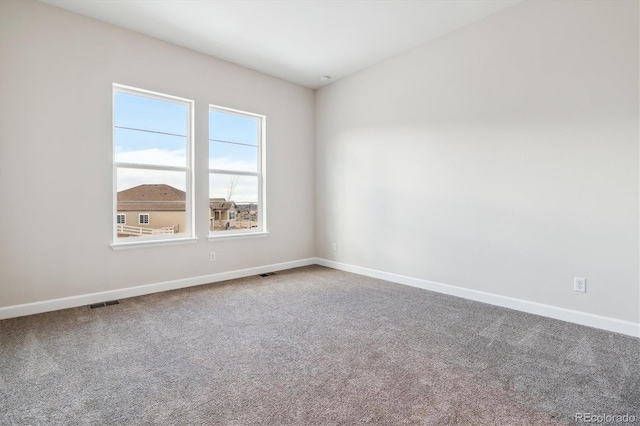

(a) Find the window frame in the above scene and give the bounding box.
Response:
[116,214,126,225]
[111,84,195,249]
[208,105,267,240]
[138,213,150,225]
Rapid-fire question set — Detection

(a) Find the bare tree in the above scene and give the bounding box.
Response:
[226,176,238,201]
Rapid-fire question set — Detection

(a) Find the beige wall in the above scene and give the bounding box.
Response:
[117,211,185,234]
[315,0,639,323]
[0,0,315,307]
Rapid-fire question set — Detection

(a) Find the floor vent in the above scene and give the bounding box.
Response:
[89,300,120,309]
[259,272,276,277]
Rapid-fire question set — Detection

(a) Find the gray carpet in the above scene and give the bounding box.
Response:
[1,265,638,425]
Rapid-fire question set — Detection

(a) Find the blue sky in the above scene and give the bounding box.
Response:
[115,92,259,202]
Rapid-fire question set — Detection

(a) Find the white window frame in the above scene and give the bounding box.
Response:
[116,214,126,225]
[138,213,150,225]
[111,84,196,249]
[208,105,267,240]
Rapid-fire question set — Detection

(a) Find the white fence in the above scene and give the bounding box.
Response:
[117,224,175,236]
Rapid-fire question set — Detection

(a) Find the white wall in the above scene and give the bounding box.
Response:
[0,0,315,307]
[316,0,639,323]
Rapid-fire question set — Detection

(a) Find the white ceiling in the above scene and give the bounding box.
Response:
[40,0,522,89]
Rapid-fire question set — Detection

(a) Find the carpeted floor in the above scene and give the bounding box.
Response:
[1,265,638,425]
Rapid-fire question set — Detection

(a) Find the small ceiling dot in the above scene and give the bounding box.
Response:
[320,75,332,81]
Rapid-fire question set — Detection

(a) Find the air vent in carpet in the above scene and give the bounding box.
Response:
[89,300,120,309]
[259,272,276,277]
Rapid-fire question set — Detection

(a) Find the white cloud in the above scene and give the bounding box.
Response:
[117,168,186,192]
[209,174,258,202]
[115,148,186,167]
[208,158,256,173]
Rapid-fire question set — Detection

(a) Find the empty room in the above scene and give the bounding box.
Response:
[1,0,638,424]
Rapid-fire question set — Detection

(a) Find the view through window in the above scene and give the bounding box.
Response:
[209,106,264,235]
[113,85,193,242]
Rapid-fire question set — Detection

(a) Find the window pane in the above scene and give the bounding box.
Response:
[116,168,186,238]
[209,140,257,172]
[208,106,263,236]
[209,110,258,146]
[115,92,187,136]
[209,174,259,232]
[113,86,193,243]
[115,127,186,167]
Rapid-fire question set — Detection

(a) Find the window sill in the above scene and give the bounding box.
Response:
[111,237,198,250]
[208,231,269,242]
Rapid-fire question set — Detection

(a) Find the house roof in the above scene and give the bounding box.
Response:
[117,184,186,212]
[210,198,236,211]
[117,186,238,212]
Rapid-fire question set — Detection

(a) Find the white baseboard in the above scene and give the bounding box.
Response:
[2,257,638,338]
[0,258,316,320]
[315,258,640,338]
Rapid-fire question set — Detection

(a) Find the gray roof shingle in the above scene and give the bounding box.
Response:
[117,184,185,211]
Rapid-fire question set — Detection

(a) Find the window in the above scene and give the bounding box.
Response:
[209,106,265,236]
[117,214,126,224]
[113,85,193,244]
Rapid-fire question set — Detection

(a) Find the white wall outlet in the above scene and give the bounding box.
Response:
[332,243,338,252]
[210,252,216,262]
[574,277,586,293]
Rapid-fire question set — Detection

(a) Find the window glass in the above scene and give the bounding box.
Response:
[209,107,264,235]
[113,85,193,243]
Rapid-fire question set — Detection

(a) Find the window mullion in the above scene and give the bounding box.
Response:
[116,163,188,172]
[208,169,258,177]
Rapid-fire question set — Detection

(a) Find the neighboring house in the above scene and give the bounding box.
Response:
[117,184,185,236]
[210,198,237,231]
[117,186,238,235]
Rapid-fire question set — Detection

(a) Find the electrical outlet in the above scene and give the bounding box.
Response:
[210,252,216,262]
[332,243,338,252]
[574,277,586,293]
